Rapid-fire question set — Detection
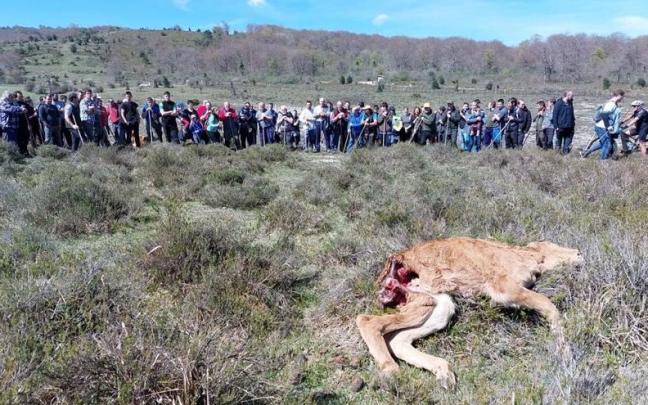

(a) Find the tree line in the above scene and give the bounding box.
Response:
[1,25,648,89]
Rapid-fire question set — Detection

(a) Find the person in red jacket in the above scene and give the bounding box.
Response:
[107,98,123,144]
[218,101,239,149]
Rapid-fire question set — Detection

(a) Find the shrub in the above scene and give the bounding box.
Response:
[603,78,611,90]
[24,162,139,236]
[200,176,279,209]
[339,75,345,85]
[637,78,646,88]
[485,81,493,90]
[346,74,353,84]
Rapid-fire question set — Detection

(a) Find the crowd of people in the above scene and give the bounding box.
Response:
[1,88,646,159]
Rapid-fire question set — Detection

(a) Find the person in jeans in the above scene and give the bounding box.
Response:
[39,94,62,146]
[552,91,576,154]
[120,91,140,147]
[79,89,102,145]
[346,106,364,153]
[313,98,329,152]
[142,97,163,143]
[583,90,624,159]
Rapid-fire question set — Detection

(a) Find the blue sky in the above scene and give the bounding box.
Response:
[2,0,648,45]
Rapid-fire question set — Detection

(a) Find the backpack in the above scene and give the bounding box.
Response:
[593,105,611,128]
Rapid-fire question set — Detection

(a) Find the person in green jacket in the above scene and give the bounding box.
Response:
[445,102,461,148]
[416,102,435,145]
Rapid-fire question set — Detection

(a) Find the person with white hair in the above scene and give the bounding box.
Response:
[0,91,27,148]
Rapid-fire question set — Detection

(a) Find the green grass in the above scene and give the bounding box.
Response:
[1,139,647,403]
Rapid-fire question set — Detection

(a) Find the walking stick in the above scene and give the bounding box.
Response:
[70,113,84,148]
[409,118,422,144]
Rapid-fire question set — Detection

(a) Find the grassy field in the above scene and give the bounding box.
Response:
[1,140,647,403]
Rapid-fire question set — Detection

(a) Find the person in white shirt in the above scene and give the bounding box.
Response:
[312,97,329,152]
[299,100,316,151]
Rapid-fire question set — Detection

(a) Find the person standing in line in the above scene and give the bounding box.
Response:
[120,91,140,148]
[64,93,83,151]
[39,93,62,147]
[552,91,576,155]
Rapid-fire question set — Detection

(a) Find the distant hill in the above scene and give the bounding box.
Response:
[1,25,647,94]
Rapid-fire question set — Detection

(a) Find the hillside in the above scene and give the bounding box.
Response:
[2,25,648,94]
[1,142,647,403]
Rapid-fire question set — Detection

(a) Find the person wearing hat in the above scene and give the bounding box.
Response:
[416,102,435,145]
[445,102,461,148]
[361,105,377,147]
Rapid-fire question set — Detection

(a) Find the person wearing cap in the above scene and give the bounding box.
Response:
[627,100,648,156]
[445,102,461,148]
[582,89,624,159]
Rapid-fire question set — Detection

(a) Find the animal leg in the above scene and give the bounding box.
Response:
[496,286,562,331]
[388,293,456,389]
[356,304,434,376]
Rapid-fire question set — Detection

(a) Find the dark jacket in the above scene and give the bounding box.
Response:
[38,103,61,127]
[419,111,435,133]
[518,107,532,134]
[504,107,520,132]
[446,109,461,130]
[552,98,575,129]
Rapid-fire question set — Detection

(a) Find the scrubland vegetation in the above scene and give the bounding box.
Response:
[1,141,647,403]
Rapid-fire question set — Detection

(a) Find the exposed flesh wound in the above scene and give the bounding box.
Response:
[378,258,417,307]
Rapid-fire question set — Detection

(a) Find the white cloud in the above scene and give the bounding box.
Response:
[372,13,389,26]
[248,0,266,6]
[613,16,648,34]
[172,0,190,10]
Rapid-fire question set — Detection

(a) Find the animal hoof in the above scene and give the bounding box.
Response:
[379,364,399,380]
[435,364,456,390]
